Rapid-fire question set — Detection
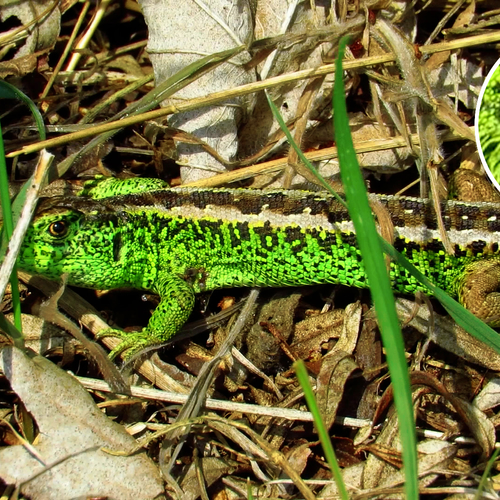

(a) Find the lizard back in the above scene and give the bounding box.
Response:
[23,188,500,297]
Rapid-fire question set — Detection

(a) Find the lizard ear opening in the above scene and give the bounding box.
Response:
[48,221,69,238]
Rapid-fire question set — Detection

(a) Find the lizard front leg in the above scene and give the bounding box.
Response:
[456,258,500,327]
[98,274,196,359]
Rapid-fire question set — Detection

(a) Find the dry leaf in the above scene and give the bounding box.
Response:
[0,0,60,58]
[179,457,238,500]
[474,378,500,412]
[0,347,163,500]
[316,350,359,430]
[139,0,255,183]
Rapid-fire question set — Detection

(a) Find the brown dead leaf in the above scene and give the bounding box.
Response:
[179,456,238,500]
[291,309,345,359]
[0,52,39,78]
[316,350,359,430]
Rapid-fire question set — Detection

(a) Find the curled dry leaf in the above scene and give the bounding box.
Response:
[316,302,361,429]
[245,291,302,371]
[363,388,459,491]
[375,371,495,459]
[0,52,40,79]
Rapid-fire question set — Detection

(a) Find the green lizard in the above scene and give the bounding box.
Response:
[14,176,500,359]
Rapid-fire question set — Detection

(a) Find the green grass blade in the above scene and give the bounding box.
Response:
[333,36,418,499]
[266,38,418,499]
[0,79,49,339]
[246,478,254,500]
[0,80,46,141]
[0,312,23,346]
[0,119,22,334]
[295,360,349,499]
[474,446,500,500]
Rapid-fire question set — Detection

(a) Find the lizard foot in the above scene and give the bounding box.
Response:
[97,328,160,360]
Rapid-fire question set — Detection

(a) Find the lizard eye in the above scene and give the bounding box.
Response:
[48,221,68,237]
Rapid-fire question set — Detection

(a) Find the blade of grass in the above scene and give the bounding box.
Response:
[333,35,418,499]
[0,151,52,349]
[0,312,23,346]
[266,43,418,497]
[474,446,500,500]
[0,80,46,141]
[295,359,349,499]
[0,123,21,333]
[0,150,53,304]
[0,80,48,340]
[246,478,254,500]
[267,34,500,495]
[265,43,417,499]
[264,89,346,207]
[0,81,49,442]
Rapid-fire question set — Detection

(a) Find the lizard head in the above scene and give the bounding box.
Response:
[18,197,127,289]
